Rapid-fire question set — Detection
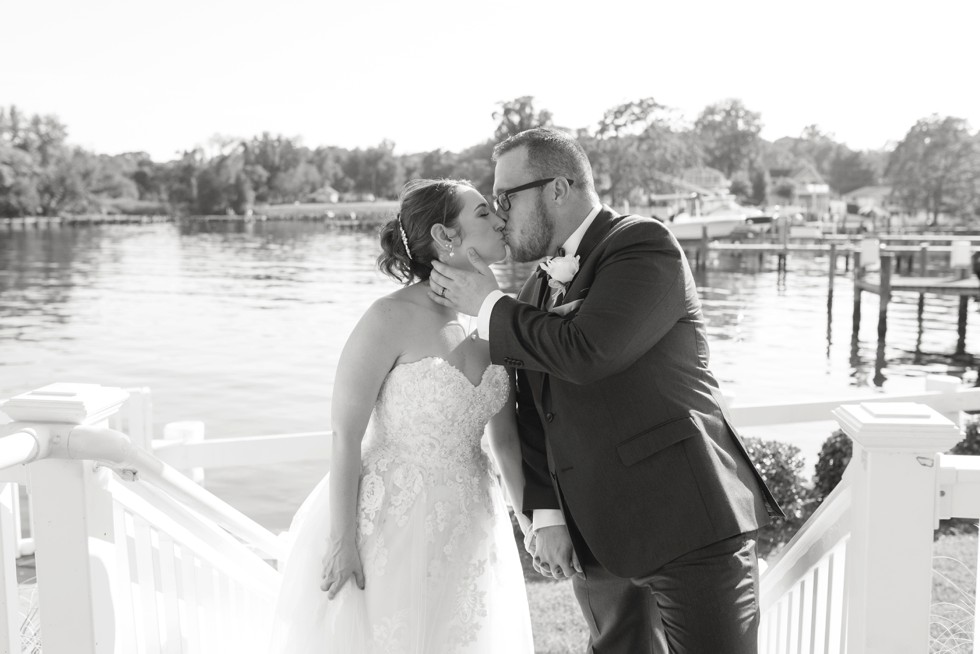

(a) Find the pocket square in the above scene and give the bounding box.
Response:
[550,299,584,316]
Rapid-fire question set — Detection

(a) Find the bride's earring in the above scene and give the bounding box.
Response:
[447,241,455,258]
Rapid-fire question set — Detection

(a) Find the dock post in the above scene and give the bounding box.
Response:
[956,296,969,356]
[878,253,892,342]
[919,243,928,276]
[852,251,863,333]
[828,243,837,297]
[699,225,709,271]
[779,217,789,272]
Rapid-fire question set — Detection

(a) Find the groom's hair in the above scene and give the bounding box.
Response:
[493,128,596,195]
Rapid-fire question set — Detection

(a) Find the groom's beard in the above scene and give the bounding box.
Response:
[506,195,555,263]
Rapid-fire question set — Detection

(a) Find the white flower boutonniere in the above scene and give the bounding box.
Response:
[539,254,580,290]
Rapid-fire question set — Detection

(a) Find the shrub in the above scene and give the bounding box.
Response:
[812,429,853,504]
[742,436,811,558]
[810,422,979,537]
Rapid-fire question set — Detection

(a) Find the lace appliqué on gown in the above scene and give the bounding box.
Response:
[270,357,534,654]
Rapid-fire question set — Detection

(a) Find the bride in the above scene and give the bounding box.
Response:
[270,179,534,653]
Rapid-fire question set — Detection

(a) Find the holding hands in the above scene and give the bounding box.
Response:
[526,525,583,580]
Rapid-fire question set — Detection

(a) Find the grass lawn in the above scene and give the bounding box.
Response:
[520,528,978,654]
[932,530,978,653]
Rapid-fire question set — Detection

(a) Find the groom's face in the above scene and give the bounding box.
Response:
[493,147,556,263]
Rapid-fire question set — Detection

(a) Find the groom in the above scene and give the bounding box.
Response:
[429,127,781,653]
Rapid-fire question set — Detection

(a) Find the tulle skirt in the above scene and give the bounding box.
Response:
[269,461,534,653]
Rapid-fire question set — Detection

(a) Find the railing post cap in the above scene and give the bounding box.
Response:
[1,383,129,425]
[832,402,962,451]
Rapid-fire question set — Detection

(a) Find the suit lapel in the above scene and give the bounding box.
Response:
[532,208,620,408]
[534,268,550,309]
[551,206,618,309]
[574,206,618,271]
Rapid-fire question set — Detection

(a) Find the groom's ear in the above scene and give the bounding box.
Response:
[552,177,572,204]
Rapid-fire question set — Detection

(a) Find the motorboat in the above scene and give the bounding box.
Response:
[659,197,766,241]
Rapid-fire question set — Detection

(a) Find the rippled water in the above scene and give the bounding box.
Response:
[1,221,976,529]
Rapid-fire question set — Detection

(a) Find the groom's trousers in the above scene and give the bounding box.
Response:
[568,512,760,654]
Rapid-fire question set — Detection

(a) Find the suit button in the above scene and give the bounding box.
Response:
[546,412,555,422]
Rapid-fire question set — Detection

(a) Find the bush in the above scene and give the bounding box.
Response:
[812,429,853,504]
[742,436,811,558]
[810,423,979,537]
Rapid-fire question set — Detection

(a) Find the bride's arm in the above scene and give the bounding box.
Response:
[487,376,532,535]
[322,298,401,597]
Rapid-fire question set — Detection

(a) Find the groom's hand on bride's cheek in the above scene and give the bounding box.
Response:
[428,253,500,316]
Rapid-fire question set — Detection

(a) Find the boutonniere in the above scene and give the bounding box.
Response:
[539,254,580,291]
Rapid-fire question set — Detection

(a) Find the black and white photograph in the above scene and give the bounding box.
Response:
[2,1,980,652]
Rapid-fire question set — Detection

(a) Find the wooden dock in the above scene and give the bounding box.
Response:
[852,251,978,356]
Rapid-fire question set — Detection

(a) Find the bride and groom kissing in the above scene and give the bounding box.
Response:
[270,127,782,653]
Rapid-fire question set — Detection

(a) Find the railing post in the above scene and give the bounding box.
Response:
[925,374,965,426]
[0,483,20,654]
[833,402,962,654]
[2,384,130,654]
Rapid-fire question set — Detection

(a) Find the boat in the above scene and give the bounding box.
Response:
[652,193,766,241]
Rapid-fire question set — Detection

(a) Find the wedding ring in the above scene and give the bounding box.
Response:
[440,287,446,297]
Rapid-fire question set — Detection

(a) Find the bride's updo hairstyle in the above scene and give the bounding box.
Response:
[378,178,476,284]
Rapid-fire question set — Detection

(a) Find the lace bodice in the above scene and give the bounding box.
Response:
[364,357,509,468]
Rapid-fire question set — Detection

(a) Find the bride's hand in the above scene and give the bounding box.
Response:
[320,534,365,598]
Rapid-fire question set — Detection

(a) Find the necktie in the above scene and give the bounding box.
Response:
[546,247,567,309]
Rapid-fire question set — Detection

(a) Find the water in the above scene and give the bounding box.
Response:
[2,222,977,530]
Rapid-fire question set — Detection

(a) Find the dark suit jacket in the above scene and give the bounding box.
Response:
[490,207,782,578]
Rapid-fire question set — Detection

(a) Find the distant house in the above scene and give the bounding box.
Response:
[681,167,730,196]
[306,186,340,204]
[769,163,830,218]
[842,186,893,212]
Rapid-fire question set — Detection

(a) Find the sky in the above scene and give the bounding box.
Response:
[3,0,978,162]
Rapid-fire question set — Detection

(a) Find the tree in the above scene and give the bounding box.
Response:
[827,149,878,195]
[886,115,980,225]
[694,99,763,178]
[343,140,402,199]
[0,143,39,216]
[453,139,495,194]
[585,98,701,205]
[492,96,553,142]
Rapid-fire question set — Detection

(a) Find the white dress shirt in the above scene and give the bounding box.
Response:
[477,205,601,532]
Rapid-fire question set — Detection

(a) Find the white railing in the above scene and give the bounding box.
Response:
[0,384,283,654]
[2,377,980,653]
[759,401,980,653]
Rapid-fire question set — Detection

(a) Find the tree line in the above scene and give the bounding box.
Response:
[1,98,978,223]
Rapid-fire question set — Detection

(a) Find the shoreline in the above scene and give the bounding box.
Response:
[0,201,400,230]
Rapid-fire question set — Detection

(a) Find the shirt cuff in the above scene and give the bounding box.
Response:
[532,509,566,531]
[477,290,506,340]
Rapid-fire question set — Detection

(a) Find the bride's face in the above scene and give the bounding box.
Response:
[447,187,507,266]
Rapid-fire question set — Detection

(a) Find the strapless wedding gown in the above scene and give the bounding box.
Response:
[270,357,534,653]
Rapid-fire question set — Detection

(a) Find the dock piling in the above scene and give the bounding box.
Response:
[878,253,892,341]
[853,251,863,333]
[956,296,969,357]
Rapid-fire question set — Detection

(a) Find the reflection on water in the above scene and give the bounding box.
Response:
[2,222,977,527]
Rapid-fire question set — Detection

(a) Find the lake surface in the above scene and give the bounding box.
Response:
[1,221,976,530]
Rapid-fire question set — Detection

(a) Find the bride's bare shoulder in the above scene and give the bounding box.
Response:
[361,287,432,327]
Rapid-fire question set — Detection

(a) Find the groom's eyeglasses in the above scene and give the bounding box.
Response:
[493,177,574,213]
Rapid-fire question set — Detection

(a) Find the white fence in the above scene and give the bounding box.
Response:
[1,378,980,653]
[0,385,284,654]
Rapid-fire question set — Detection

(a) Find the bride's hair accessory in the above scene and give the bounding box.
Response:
[397,215,413,261]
